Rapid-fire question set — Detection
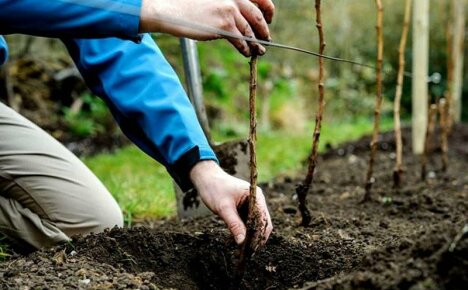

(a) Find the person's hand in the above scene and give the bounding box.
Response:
[140,0,275,56]
[190,160,273,247]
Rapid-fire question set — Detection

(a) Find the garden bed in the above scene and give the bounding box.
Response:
[1,126,467,289]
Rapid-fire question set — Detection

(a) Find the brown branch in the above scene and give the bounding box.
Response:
[439,98,449,172]
[393,0,411,188]
[363,0,384,202]
[421,104,438,180]
[236,54,259,282]
[296,0,326,227]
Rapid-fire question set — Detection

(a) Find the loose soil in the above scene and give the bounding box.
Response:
[1,126,467,289]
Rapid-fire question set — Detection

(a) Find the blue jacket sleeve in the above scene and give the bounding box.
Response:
[0,0,141,41]
[0,36,7,66]
[61,35,218,191]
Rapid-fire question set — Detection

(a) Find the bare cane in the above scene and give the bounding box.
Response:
[393,0,411,188]
[439,98,449,172]
[236,54,260,283]
[421,104,438,180]
[296,0,326,227]
[363,0,384,202]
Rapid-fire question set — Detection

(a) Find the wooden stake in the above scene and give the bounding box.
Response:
[236,54,259,282]
[363,0,383,202]
[393,0,412,188]
[450,0,466,124]
[421,104,438,180]
[439,98,449,172]
[296,0,326,226]
[411,0,430,154]
[445,1,455,131]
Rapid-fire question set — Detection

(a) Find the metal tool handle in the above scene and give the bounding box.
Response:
[180,38,213,144]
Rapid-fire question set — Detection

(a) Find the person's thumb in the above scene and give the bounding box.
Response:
[218,203,247,244]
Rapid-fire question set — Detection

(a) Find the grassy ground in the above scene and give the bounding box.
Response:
[84,117,395,221]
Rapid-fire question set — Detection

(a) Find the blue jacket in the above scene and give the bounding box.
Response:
[0,0,217,191]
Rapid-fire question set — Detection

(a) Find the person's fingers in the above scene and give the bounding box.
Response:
[217,200,247,244]
[249,187,272,249]
[257,190,272,243]
[263,206,273,245]
[232,9,266,55]
[222,15,251,56]
[227,29,252,56]
[248,0,276,24]
[236,0,271,41]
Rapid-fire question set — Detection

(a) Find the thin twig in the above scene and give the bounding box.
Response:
[421,104,438,180]
[236,54,259,283]
[439,98,449,172]
[296,0,326,227]
[363,0,384,202]
[393,0,411,188]
[448,224,468,252]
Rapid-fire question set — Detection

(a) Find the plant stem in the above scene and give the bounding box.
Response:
[393,0,411,188]
[296,0,326,226]
[421,104,438,180]
[439,98,449,172]
[363,0,383,202]
[236,54,259,283]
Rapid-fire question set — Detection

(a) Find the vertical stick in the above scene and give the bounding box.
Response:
[296,0,326,226]
[363,0,383,202]
[421,104,438,180]
[412,0,430,154]
[246,54,259,245]
[445,1,454,131]
[393,0,412,188]
[439,98,449,172]
[236,54,259,282]
[450,0,466,124]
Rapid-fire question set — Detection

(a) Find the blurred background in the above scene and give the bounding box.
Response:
[0,0,466,221]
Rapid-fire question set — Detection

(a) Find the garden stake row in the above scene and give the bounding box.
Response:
[393,0,411,188]
[236,54,260,284]
[296,0,326,227]
[439,98,449,172]
[421,104,438,180]
[363,0,383,202]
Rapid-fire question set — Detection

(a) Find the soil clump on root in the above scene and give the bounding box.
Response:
[1,126,467,289]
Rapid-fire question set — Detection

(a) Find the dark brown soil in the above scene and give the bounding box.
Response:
[1,125,467,290]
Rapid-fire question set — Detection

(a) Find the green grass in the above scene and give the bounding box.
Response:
[0,235,11,261]
[83,147,175,221]
[83,117,395,220]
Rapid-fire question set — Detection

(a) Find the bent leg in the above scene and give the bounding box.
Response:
[0,102,123,249]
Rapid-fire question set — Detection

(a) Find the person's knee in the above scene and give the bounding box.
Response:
[50,184,125,237]
[64,198,124,236]
[92,201,124,231]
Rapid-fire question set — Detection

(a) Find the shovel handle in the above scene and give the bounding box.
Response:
[180,38,213,144]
